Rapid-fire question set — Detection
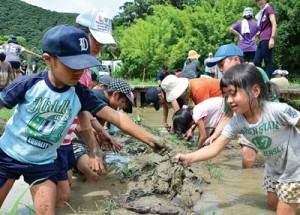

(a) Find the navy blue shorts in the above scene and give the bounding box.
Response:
[56,144,76,181]
[0,148,59,188]
[8,61,21,69]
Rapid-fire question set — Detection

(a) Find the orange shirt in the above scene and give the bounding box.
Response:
[189,78,222,104]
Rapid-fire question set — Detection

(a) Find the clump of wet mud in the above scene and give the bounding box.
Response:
[113,129,210,214]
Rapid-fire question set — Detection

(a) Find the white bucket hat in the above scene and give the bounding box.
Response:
[76,9,116,45]
[161,75,189,102]
[243,7,253,17]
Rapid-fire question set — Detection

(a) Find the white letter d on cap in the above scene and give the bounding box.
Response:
[79,38,89,51]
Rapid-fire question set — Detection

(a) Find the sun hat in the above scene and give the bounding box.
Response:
[187,50,200,59]
[208,52,213,56]
[273,69,289,76]
[161,75,189,102]
[106,78,132,104]
[145,87,161,111]
[42,25,100,70]
[76,9,116,45]
[206,44,244,67]
[243,7,253,17]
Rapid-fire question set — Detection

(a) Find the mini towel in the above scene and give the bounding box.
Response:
[241,19,250,34]
[255,3,270,27]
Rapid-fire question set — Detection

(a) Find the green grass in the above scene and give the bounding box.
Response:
[203,161,224,182]
[0,108,14,120]
[0,108,14,130]
[128,78,158,85]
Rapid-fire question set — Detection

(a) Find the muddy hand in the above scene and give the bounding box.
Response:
[153,137,172,156]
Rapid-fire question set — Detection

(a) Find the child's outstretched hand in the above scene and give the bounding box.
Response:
[153,137,172,156]
[174,153,190,165]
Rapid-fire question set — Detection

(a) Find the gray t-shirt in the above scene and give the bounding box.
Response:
[222,101,300,183]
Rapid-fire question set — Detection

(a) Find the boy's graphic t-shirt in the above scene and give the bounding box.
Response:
[0,71,106,165]
[222,101,300,183]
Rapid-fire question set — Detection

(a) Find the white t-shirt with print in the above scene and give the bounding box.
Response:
[222,101,300,183]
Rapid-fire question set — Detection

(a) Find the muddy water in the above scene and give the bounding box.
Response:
[1,107,299,214]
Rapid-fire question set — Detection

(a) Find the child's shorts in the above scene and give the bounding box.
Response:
[238,134,258,152]
[56,144,76,181]
[262,175,300,204]
[72,140,88,161]
[0,147,58,187]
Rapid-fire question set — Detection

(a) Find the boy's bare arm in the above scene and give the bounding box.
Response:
[162,102,170,131]
[77,111,102,172]
[210,111,232,144]
[96,106,170,155]
[89,115,121,152]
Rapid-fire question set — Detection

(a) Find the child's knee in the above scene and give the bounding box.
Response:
[56,189,71,207]
[267,192,278,211]
[242,146,256,168]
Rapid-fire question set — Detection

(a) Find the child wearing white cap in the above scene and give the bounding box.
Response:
[75,9,116,88]
[0,25,169,213]
[56,9,118,207]
[270,69,289,87]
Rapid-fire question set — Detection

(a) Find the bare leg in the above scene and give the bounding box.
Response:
[30,179,56,215]
[67,169,73,186]
[242,146,256,168]
[77,154,99,183]
[56,179,71,208]
[276,202,299,215]
[0,179,15,207]
[267,191,278,211]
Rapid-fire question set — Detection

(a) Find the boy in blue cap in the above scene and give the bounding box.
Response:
[0,25,168,214]
[207,44,277,169]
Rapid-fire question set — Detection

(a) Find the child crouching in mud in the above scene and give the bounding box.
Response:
[0,25,169,214]
[175,64,300,215]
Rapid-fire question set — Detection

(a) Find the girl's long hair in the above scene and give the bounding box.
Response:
[220,64,278,111]
[173,107,193,137]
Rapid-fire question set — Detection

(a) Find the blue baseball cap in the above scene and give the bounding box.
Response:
[8,35,18,43]
[42,24,100,70]
[145,87,161,111]
[206,44,244,67]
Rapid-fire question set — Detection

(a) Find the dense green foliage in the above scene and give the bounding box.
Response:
[0,0,77,49]
[0,0,299,80]
[115,0,300,80]
[0,0,77,70]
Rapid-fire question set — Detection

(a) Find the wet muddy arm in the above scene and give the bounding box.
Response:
[197,120,208,148]
[162,102,170,131]
[96,106,157,148]
[90,117,121,152]
[210,111,232,144]
[77,111,99,171]
[176,135,230,164]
